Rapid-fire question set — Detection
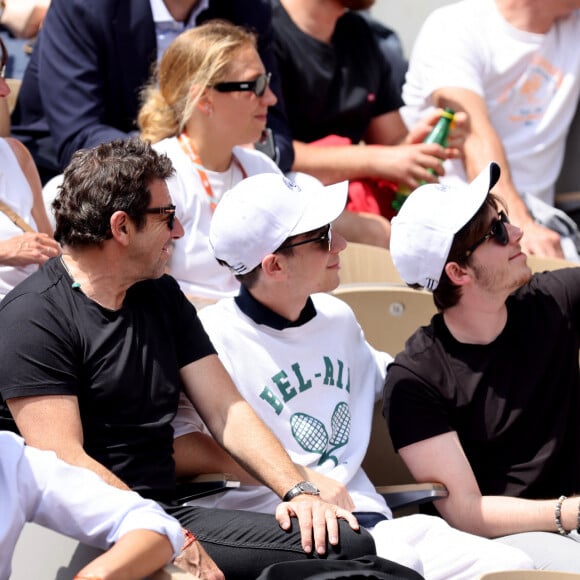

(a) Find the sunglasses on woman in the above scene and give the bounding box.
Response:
[213,73,271,98]
[464,210,510,258]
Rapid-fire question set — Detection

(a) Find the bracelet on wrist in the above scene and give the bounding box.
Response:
[555,495,568,535]
[181,528,197,551]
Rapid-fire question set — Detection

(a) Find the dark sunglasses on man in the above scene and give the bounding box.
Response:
[464,210,510,258]
[144,204,177,230]
[276,224,332,253]
[214,72,271,98]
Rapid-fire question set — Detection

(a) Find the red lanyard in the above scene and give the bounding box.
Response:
[178,131,247,210]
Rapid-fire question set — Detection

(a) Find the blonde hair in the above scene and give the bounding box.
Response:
[138,20,257,143]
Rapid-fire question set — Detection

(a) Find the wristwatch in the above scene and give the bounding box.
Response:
[283,481,321,502]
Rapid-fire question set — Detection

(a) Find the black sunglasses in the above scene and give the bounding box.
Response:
[277,224,332,253]
[144,204,176,230]
[213,72,271,97]
[464,210,510,258]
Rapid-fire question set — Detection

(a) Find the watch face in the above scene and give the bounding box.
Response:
[299,482,320,494]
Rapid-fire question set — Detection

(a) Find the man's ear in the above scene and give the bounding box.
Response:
[110,211,131,245]
[261,253,284,278]
[444,261,471,286]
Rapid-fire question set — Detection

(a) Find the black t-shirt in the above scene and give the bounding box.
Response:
[384,270,580,499]
[271,1,403,144]
[0,258,216,495]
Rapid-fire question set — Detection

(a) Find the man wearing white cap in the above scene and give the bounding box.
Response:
[0,138,384,580]
[172,172,535,579]
[385,162,580,570]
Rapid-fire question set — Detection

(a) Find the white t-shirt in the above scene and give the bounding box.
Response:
[183,292,393,517]
[0,432,183,580]
[0,139,39,301]
[153,139,281,299]
[401,0,580,205]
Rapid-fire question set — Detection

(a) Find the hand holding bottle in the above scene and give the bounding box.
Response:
[393,108,463,211]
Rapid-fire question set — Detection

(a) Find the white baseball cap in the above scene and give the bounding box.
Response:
[390,162,501,291]
[209,173,348,275]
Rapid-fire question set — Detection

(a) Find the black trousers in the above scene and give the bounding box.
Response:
[165,504,417,580]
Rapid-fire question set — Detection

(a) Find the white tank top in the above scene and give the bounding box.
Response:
[0,139,38,300]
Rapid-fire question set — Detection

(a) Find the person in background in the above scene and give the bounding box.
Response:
[138,20,391,304]
[2,431,185,580]
[138,21,280,304]
[270,0,466,247]
[11,0,294,184]
[384,162,580,571]
[0,35,60,301]
[0,0,48,84]
[401,0,580,260]
[360,10,407,93]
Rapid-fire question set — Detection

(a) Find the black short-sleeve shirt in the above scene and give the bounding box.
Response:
[0,258,216,494]
[383,270,580,499]
[271,1,403,144]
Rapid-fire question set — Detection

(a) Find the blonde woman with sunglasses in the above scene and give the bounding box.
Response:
[138,21,281,307]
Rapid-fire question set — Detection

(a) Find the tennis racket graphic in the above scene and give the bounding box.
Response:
[290,402,351,466]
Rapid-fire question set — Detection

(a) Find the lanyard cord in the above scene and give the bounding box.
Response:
[177,131,247,210]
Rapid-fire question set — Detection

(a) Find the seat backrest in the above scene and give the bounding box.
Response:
[339,242,404,285]
[526,254,577,274]
[332,283,436,357]
[332,283,437,488]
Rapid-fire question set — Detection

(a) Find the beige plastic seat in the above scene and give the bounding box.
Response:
[480,572,580,580]
[332,283,442,512]
[339,242,404,285]
[527,254,577,274]
[333,283,436,357]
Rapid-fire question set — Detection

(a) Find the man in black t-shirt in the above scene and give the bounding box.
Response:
[384,161,580,571]
[0,137,385,580]
[271,0,465,248]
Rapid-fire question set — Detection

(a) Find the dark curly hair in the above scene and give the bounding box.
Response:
[53,138,174,247]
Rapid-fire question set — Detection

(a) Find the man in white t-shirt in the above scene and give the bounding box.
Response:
[172,173,535,579]
[401,0,580,260]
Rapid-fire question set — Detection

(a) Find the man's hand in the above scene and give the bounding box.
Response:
[405,108,468,153]
[174,540,225,580]
[302,469,355,512]
[518,218,564,258]
[275,496,359,555]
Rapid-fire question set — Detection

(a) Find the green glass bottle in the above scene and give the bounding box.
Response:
[392,107,455,212]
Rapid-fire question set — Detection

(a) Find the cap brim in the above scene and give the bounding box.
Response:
[291,180,348,236]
